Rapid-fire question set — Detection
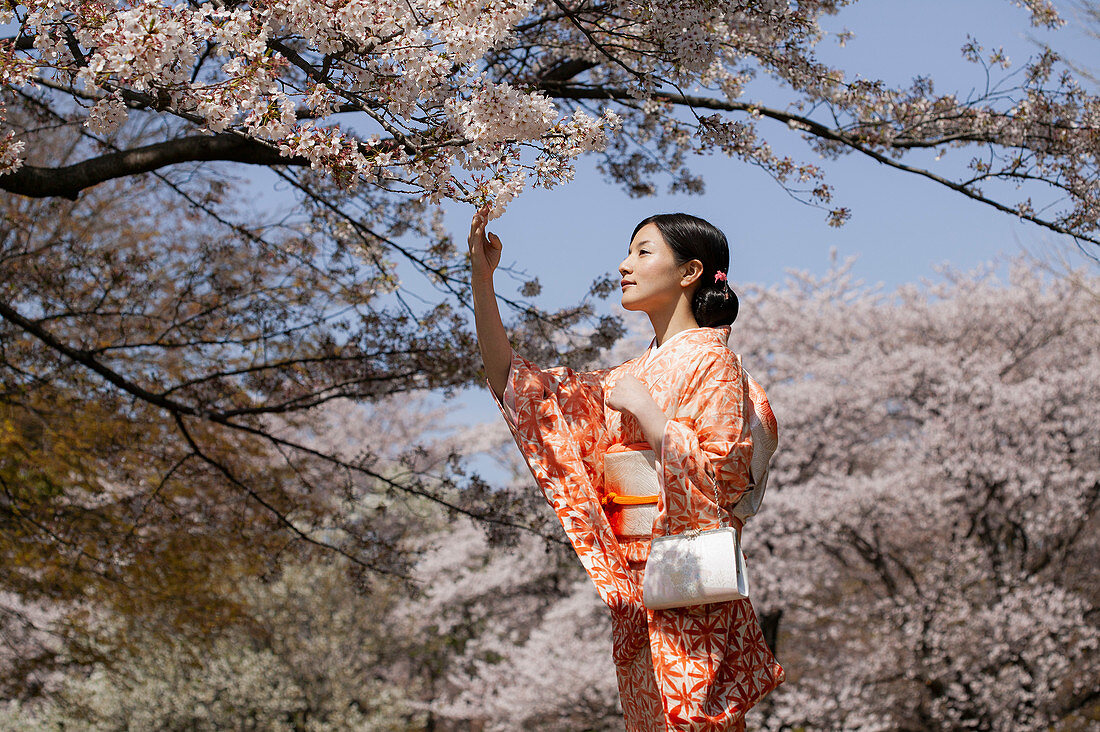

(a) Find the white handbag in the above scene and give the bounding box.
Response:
[642,524,748,610]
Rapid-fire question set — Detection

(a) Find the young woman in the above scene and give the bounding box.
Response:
[469,208,784,731]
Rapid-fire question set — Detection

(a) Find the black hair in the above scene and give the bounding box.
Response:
[630,213,739,327]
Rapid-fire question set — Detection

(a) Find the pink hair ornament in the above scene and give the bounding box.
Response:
[714,271,728,283]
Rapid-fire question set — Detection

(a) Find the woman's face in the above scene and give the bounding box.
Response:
[618,223,690,314]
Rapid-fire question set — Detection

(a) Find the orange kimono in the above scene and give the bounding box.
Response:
[493,326,784,731]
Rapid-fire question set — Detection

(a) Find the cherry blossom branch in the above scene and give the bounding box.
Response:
[272,167,605,328]
[547,0,646,82]
[540,82,1100,247]
[2,0,1093,248]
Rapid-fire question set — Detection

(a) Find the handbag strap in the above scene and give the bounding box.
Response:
[715,482,745,534]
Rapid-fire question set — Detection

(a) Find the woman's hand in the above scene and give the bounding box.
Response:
[606,374,654,417]
[608,374,669,453]
[468,205,502,282]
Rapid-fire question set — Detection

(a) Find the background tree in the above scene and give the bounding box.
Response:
[5,250,1097,730]
[201,257,1100,732]
[744,256,1100,730]
[1,560,419,731]
[1,400,593,731]
[0,107,585,706]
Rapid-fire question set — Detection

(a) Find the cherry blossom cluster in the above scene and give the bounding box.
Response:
[1,0,1096,235]
[84,93,128,134]
[0,0,618,211]
[0,36,32,174]
[0,132,23,174]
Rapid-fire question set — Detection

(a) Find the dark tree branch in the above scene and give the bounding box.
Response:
[0,296,569,550]
[170,411,414,580]
[537,57,599,83]
[0,34,35,51]
[0,133,309,199]
[8,64,1093,246]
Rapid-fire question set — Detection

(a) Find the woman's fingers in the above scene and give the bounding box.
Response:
[469,205,501,273]
[468,210,485,249]
[485,231,502,269]
[469,205,494,246]
[607,374,653,414]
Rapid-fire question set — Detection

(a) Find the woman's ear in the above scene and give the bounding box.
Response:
[680,259,704,288]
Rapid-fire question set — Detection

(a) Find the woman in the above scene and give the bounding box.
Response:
[469,207,784,731]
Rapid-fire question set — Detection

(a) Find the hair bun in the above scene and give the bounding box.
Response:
[694,280,739,327]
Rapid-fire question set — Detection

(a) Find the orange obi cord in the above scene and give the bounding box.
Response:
[605,441,653,454]
[600,491,659,507]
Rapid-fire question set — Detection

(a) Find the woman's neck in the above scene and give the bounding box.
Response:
[647,299,700,347]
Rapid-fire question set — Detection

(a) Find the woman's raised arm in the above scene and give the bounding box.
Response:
[468,206,511,399]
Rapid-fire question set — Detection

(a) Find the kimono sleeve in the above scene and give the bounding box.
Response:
[492,350,642,617]
[494,349,611,489]
[657,347,753,536]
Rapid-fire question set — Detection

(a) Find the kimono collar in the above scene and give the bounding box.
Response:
[642,326,731,367]
[649,325,731,351]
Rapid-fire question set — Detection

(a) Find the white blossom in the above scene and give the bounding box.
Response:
[83,94,128,135]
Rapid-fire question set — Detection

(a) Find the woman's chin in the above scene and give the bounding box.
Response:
[620,290,644,311]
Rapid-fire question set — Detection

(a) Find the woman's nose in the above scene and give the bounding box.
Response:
[618,257,630,275]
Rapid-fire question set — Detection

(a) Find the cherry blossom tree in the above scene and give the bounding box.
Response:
[2,1,1098,723]
[1,0,1099,247]
[0,55,610,713]
[0,561,419,730]
[1,406,593,730]
[0,97,596,690]
[735,255,1100,730]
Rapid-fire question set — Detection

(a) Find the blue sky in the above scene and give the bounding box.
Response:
[445,0,1098,314]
